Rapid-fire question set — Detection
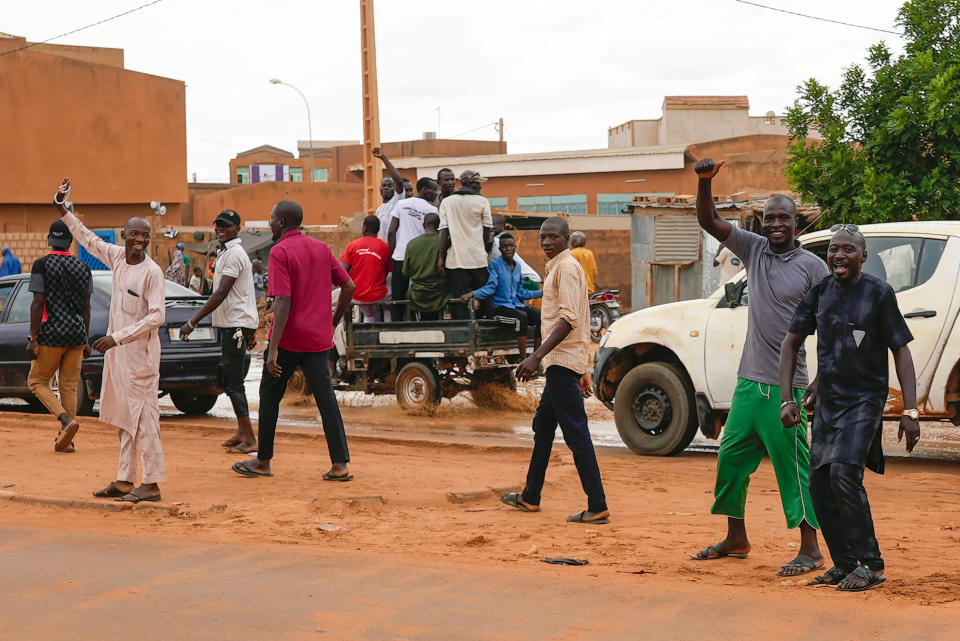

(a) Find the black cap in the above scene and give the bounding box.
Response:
[48,220,73,248]
[214,209,241,227]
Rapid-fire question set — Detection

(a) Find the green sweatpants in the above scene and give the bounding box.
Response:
[711,377,819,529]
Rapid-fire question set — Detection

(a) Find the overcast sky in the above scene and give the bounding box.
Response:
[6,0,907,182]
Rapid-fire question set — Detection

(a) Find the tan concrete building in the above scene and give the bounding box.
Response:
[608,96,792,148]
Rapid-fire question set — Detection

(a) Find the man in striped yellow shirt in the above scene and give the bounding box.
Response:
[500,217,610,525]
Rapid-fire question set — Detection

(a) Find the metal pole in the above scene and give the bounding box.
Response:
[360,0,382,216]
[271,80,314,182]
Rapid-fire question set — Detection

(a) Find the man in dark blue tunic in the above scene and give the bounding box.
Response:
[778,225,920,592]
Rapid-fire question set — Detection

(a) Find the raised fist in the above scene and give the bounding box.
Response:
[372,147,384,159]
[695,158,725,179]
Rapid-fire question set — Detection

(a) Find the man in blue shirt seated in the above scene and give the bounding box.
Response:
[460,233,542,356]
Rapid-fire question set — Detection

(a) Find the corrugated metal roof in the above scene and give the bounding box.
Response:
[654,215,700,261]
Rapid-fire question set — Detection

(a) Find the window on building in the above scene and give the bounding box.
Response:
[517,194,587,215]
[237,167,250,184]
[312,168,328,182]
[487,197,508,210]
[597,192,675,215]
[291,168,303,183]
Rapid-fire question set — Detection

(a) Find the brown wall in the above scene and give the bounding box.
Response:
[0,45,187,223]
[0,233,51,274]
[192,182,364,227]
[0,203,181,234]
[510,229,633,309]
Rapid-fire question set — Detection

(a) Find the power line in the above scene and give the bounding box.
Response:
[0,0,167,58]
[448,121,498,139]
[733,0,903,36]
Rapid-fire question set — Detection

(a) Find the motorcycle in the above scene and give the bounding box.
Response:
[589,289,622,342]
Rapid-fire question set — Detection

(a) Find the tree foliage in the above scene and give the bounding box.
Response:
[784,0,960,226]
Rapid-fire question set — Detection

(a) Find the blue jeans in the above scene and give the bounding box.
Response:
[521,365,607,513]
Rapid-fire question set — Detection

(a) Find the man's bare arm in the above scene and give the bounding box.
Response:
[373,148,404,195]
[436,229,450,275]
[694,158,732,242]
[388,218,400,256]
[893,345,920,452]
[333,279,356,327]
[180,275,237,339]
[778,332,805,428]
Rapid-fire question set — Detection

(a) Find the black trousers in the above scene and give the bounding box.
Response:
[493,305,541,336]
[448,267,490,320]
[391,259,409,320]
[810,462,883,572]
[257,348,350,464]
[521,365,607,513]
[219,327,255,418]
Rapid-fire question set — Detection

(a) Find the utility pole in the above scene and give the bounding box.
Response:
[498,117,504,143]
[360,0,382,216]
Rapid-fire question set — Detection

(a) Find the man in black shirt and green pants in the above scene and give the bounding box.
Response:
[27,220,93,453]
[780,224,920,592]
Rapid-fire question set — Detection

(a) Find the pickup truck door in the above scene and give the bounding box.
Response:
[703,277,749,408]
[806,235,957,410]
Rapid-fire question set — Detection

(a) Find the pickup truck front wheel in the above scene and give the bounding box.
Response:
[396,362,440,410]
[614,362,698,456]
[170,390,219,415]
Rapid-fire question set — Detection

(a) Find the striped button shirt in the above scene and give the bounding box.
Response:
[540,248,590,375]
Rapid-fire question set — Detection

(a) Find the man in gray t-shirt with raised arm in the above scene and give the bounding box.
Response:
[688,158,829,578]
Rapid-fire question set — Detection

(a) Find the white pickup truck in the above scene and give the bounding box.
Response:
[594,221,960,456]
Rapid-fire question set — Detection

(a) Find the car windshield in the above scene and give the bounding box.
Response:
[92,272,201,302]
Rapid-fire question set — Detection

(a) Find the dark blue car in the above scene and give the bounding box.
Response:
[0,271,245,415]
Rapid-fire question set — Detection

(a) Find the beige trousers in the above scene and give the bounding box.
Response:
[27,344,85,418]
[117,420,166,484]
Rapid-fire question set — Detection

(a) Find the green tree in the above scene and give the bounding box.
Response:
[784,0,960,226]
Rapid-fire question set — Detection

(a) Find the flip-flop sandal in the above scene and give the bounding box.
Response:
[116,491,162,503]
[778,553,825,576]
[567,510,610,525]
[836,565,886,592]
[808,566,849,586]
[322,472,354,482]
[92,481,129,498]
[500,492,540,512]
[542,558,589,566]
[232,460,273,478]
[54,420,80,452]
[227,443,258,454]
[59,442,76,454]
[689,543,749,560]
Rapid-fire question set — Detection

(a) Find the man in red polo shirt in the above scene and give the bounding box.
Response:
[231,200,356,481]
[341,215,391,323]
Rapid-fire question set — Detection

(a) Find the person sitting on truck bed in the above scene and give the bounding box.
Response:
[779,225,919,592]
[688,158,829,578]
[460,233,542,357]
[341,215,392,323]
[402,212,448,321]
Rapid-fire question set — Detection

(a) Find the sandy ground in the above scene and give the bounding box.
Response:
[2,405,960,639]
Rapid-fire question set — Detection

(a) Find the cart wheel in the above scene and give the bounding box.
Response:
[395,362,440,410]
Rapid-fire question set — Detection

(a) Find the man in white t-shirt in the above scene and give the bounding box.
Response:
[373,148,407,242]
[389,177,438,319]
[438,170,494,319]
[714,245,743,283]
[180,209,260,453]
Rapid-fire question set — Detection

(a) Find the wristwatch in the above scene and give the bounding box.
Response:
[902,408,919,420]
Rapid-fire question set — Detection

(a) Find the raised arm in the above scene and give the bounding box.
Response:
[893,345,920,452]
[372,148,404,196]
[694,159,732,242]
[54,178,124,268]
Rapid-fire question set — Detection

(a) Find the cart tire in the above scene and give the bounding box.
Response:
[469,370,518,408]
[286,368,310,396]
[396,362,440,410]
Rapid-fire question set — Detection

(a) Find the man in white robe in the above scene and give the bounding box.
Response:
[54,178,167,503]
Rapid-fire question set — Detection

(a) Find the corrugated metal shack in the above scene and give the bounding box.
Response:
[627,193,820,309]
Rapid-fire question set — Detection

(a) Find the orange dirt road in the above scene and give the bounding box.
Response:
[1,411,959,640]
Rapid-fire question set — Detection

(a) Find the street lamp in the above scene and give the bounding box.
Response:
[269,78,314,182]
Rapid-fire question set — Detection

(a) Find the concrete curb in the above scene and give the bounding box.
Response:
[0,490,179,515]
[446,484,522,504]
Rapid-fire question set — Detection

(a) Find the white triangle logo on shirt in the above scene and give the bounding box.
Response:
[852,329,865,347]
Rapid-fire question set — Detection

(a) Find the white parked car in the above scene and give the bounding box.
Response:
[594,221,960,456]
